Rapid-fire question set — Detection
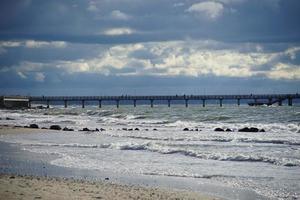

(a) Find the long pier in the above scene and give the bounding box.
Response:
[26,94,300,108]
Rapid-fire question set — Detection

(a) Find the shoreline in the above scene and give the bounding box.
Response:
[0,174,215,200]
[0,126,219,200]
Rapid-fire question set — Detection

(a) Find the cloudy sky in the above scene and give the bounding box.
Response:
[0,0,299,95]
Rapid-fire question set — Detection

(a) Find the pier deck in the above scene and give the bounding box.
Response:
[26,94,300,108]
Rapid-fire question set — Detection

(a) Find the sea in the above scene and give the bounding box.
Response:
[0,103,300,200]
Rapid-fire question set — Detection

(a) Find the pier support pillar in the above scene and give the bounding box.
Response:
[82,100,85,108]
[278,99,282,106]
[116,100,120,108]
[219,99,223,107]
[28,101,31,108]
[150,99,154,108]
[185,99,188,108]
[202,99,205,107]
[99,100,102,108]
[47,100,50,108]
[168,100,171,107]
[268,98,272,105]
[64,100,67,108]
[237,98,240,106]
[288,98,293,106]
[134,100,137,107]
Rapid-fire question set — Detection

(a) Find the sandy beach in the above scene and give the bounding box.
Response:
[0,126,217,200]
[0,174,215,200]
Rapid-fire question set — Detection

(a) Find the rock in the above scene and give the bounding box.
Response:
[14,125,22,128]
[214,128,224,132]
[183,128,189,131]
[153,128,157,131]
[128,128,133,131]
[6,117,14,120]
[9,176,15,179]
[145,129,149,131]
[122,128,127,131]
[238,127,259,132]
[24,126,29,128]
[95,128,99,132]
[195,128,199,131]
[225,128,232,132]
[100,128,105,131]
[259,129,265,132]
[249,127,259,132]
[63,127,73,131]
[82,127,90,131]
[134,128,139,131]
[41,127,48,129]
[29,124,39,129]
[104,177,109,180]
[50,125,62,130]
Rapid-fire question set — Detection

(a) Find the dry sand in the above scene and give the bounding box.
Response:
[0,174,216,200]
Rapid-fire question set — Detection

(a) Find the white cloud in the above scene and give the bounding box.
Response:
[5,41,300,80]
[187,1,224,20]
[267,63,300,80]
[110,10,131,20]
[35,72,45,82]
[25,40,67,48]
[102,28,136,36]
[17,71,27,79]
[87,1,98,12]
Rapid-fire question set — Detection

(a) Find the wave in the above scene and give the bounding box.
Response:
[25,142,300,167]
[238,138,300,146]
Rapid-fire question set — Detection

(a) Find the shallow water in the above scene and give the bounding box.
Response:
[0,104,300,199]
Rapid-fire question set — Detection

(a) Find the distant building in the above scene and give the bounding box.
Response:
[0,96,30,109]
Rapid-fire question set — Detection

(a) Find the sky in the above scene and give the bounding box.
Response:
[0,0,299,95]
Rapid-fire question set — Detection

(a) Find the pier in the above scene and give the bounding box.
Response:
[25,94,300,108]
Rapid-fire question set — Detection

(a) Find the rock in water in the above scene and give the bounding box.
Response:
[82,128,90,131]
[183,128,189,131]
[29,124,39,129]
[214,128,224,132]
[225,128,232,132]
[238,127,259,132]
[50,125,62,130]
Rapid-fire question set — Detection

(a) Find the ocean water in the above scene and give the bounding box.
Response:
[0,104,300,199]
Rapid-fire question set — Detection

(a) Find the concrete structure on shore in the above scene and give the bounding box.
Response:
[0,96,30,109]
[27,94,300,108]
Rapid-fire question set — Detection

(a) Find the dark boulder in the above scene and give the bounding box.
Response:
[195,128,199,131]
[183,128,189,131]
[135,128,139,131]
[249,127,259,132]
[50,125,62,130]
[259,129,265,132]
[128,128,133,131]
[63,127,73,131]
[238,127,259,132]
[82,128,90,131]
[100,128,105,131]
[29,124,39,129]
[41,127,48,129]
[95,128,99,132]
[24,126,29,128]
[6,117,14,120]
[153,128,157,131]
[214,128,224,132]
[225,128,232,132]
[122,128,127,131]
